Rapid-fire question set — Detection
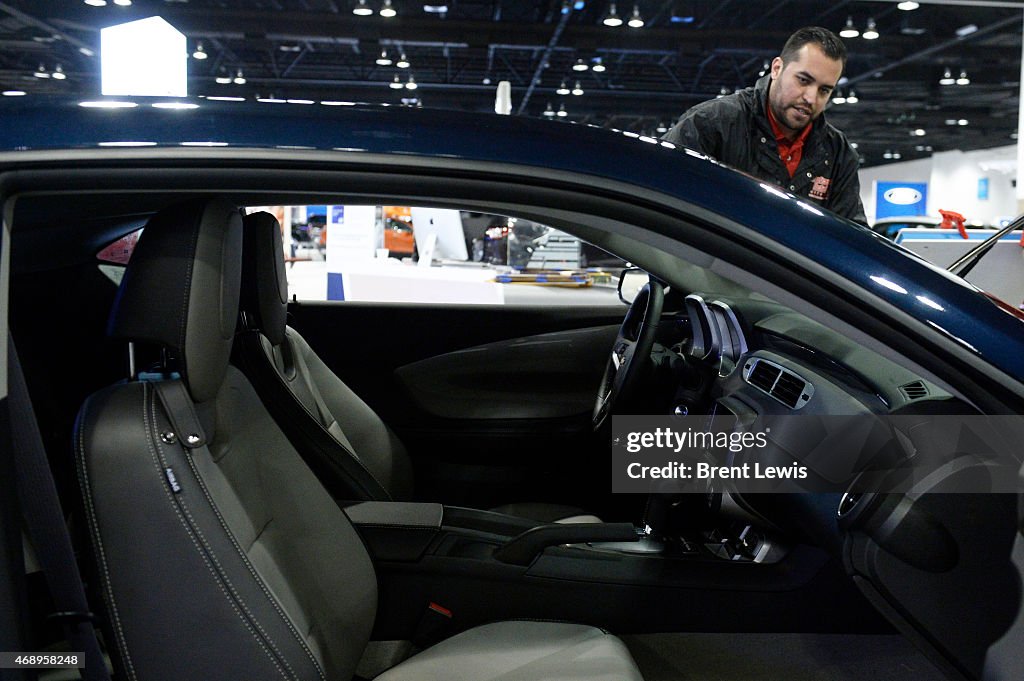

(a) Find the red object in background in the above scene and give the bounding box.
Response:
[938,209,967,239]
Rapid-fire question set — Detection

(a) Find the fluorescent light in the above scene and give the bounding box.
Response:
[603,3,622,26]
[152,101,199,109]
[206,95,245,101]
[2,90,26,96]
[180,141,229,146]
[862,18,879,40]
[98,141,157,147]
[897,1,919,9]
[79,100,138,108]
[256,97,287,103]
[839,16,858,39]
[79,47,96,57]
[287,99,315,104]
[423,5,448,13]
[627,4,644,28]
[321,100,356,106]
[113,0,132,5]
[955,24,978,37]
[84,0,107,6]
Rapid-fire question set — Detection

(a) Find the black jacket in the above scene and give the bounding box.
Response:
[663,75,866,224]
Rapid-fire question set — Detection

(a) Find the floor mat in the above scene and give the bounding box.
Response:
[622,633,946,681]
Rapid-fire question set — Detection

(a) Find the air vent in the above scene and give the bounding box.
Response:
[743,358,814,409]
[772,371,807,409]
[747,361,780,393]
[899,380,929,401]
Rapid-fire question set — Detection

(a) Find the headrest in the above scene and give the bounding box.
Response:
[240,212,289,346]
[108,198,243,403]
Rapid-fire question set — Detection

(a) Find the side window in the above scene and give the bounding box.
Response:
[96,227,144,285]
[266,204,627,306]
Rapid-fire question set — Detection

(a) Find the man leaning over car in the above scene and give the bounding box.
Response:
[663,26,866,224]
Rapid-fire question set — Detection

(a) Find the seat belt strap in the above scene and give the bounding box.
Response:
[8,336,110,681]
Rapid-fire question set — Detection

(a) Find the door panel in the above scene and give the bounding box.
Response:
[286,302,627,510]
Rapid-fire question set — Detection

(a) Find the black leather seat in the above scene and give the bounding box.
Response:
[234,210,600,524]
[74,198,642,681]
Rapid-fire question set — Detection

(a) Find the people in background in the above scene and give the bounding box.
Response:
[663,26,866,224]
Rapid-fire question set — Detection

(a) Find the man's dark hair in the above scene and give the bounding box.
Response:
[780,26,847,67]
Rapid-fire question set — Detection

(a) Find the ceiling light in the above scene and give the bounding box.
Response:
[892,151,902,159]
[592,60,606,73]
[883,150,893,159]
[51,64,67,80]
[758,60,770,77]
[958,119,968,126]
[215,72,232,84]
[571,81,584,95]
[79,47,96,57]
[482,77,491,84]
[34,64,49,79]
[850,142,858,149]
[543,103,556,117]
[716,85,729,98]
[206,96,245,101]
[286,99,315,104]
[256,97,287,103]
[956,69,970,85]
[897,1,919,9]
[84,0,107,5]
[320,100,356,105]
[152,102,199,109]
[912,128,926,136]
[397,53,410,68]
[353,0,373,16]
[405,74,417,90]
[279,44,302,52]
[655,123,668,133]
[955,24,978,37]
[233,69,246,85]
[98,141,157,147]
[832,92,846,104]
[945,119,957,125]
[845,90,858,103]
[423,4,448,13]
[573,59,588,72]
[862,18,879,40]
[376,49,392,66]
[556,103,568,117]
[840,17,859,39]
[939,67,955,85]
[192,43,207,60]
[2,90,25,96]
[556,80,570,95]
[380,0,397,17]
[78,100,138,108]
[603,3,623,27]
[627,4,644,28]
[389,74,404,89]
[113,0,132,5]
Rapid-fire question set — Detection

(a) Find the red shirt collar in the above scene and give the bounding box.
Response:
[766,101,813,147]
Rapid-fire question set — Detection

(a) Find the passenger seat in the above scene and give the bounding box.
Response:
[74,197,642,681]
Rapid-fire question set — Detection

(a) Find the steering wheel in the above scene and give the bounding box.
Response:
[593,277,664,430]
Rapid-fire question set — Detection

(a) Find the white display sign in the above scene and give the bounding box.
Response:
[101,17,187,97]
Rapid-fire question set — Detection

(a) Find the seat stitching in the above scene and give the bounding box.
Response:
[163,384,328,681]
[142,386,293,681]
[75,395,139,681]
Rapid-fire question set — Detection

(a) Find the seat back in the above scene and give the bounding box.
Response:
[236,211,414,502]
[76,198,377,681]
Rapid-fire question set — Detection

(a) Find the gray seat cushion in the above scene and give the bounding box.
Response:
[374,621,643,681]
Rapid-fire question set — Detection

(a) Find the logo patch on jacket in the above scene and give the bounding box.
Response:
[809,176,831,200]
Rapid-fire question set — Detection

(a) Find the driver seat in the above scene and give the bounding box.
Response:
[234,210,599,524]
[75,197,642,681]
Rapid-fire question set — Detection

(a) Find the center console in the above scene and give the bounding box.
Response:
[341,500,873,641]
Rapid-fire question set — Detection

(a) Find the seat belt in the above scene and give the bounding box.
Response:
[8,336,110,681]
